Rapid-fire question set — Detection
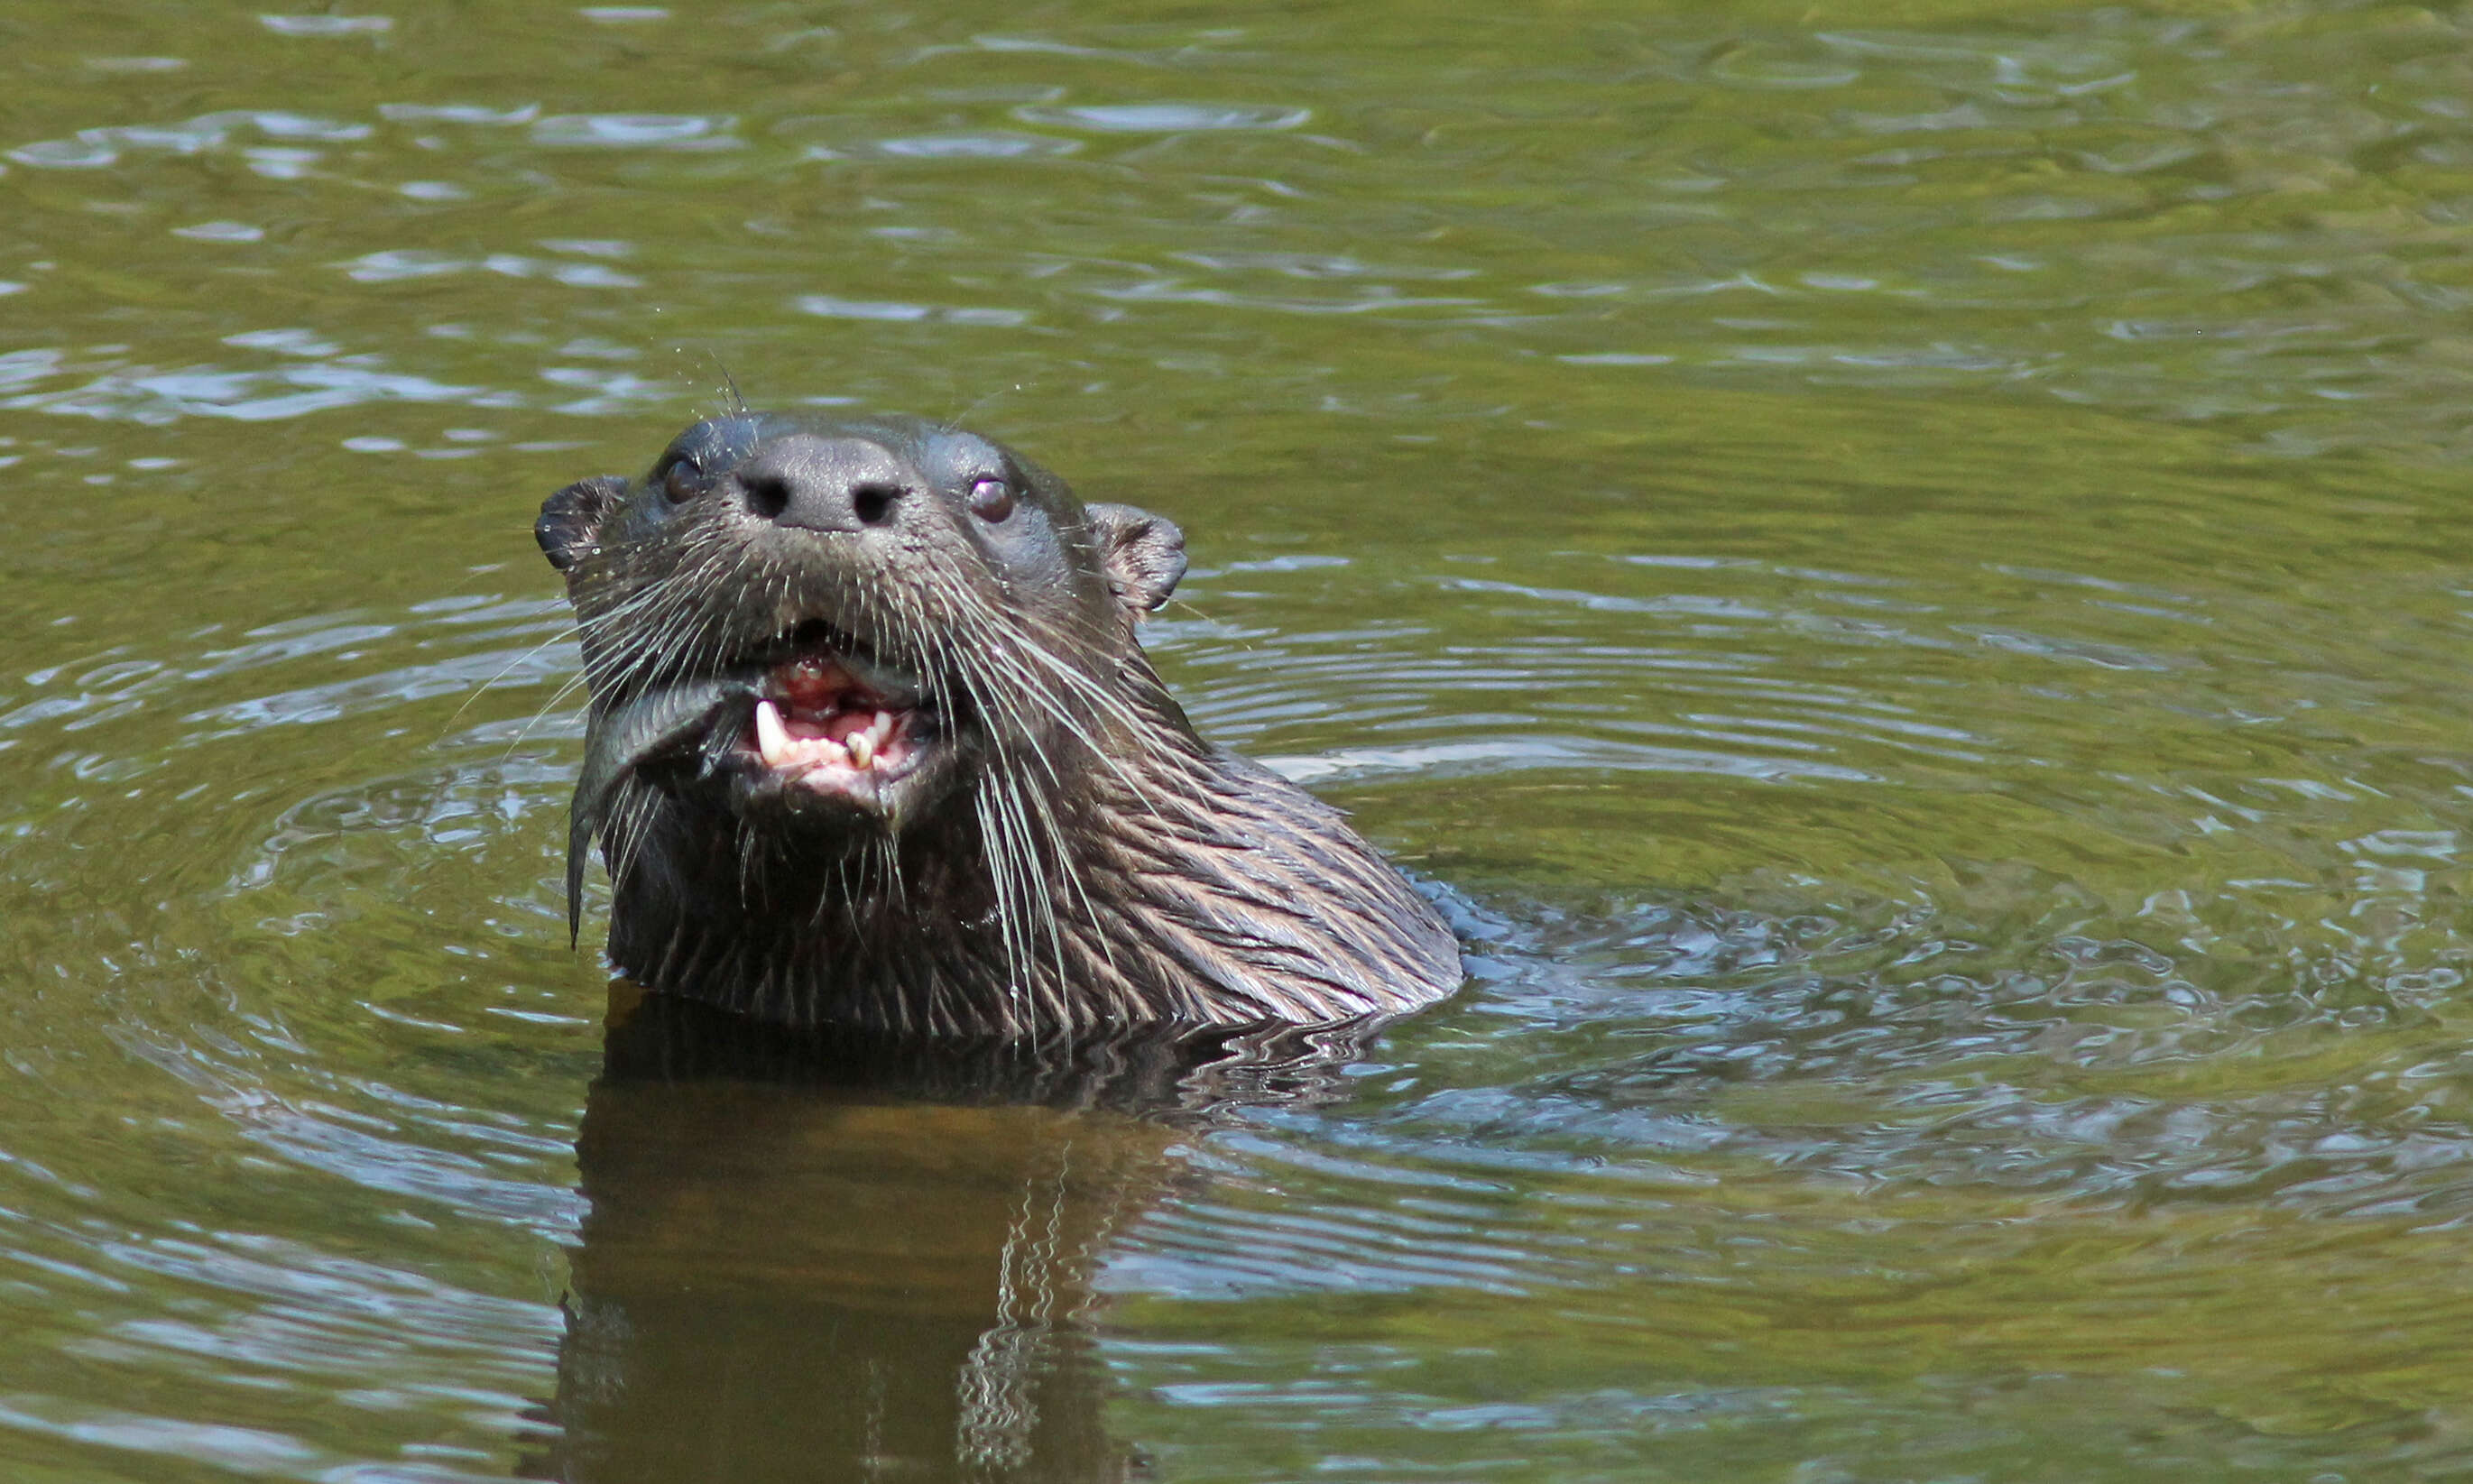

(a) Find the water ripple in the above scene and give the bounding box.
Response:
[1015,103,1310,134]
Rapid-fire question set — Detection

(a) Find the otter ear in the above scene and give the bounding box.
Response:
[537,475,626,573]
[1084,502,1186,614]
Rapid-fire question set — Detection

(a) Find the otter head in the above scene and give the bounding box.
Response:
[534,410,1463,1036]
[538,412,1186,871]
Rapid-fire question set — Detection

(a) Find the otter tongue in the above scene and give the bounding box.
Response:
[775,656,895,739]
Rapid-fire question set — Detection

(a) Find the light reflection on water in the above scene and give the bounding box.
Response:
[6,0,2473,1479]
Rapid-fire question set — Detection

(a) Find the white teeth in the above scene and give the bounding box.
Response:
[756,699,899,776]
[754,698,791,766]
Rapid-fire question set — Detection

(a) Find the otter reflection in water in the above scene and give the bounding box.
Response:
[532,988,1361,1484]
[536,411,1463,1037]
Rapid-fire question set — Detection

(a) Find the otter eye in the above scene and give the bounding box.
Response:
[967,477,1014,523]
[661,459,705,504]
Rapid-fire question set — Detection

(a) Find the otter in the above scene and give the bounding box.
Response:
[536,411,1462,1039]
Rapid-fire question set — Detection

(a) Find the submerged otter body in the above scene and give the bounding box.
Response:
[537,411,1461,1038]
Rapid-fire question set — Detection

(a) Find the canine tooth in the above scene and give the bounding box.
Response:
[754,699,791,766]
[848,729,875,770]
[866,711,894,746]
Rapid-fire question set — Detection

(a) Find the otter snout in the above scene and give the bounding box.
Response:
[730,434,913,533]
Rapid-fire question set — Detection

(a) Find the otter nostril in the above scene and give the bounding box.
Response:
[744,475,791,521]
[851,483,900,526]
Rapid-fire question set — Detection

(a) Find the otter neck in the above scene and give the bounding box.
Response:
[602,683,1458,1038]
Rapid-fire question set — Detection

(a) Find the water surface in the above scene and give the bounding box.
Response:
[5,1,2473,1479]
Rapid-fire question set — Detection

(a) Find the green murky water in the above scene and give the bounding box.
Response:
[7,1,2473,1478]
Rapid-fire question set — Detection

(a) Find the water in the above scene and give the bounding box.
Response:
[5,1,2473,1478]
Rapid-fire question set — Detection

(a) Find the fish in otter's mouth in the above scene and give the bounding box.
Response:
[539,409,1464,1039]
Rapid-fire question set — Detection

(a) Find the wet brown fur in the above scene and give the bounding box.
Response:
[539,411,1463,1040]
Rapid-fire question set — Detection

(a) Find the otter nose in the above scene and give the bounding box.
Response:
[731,435,911,532]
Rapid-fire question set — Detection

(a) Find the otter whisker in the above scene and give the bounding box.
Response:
[500,668,597,771]
[438,615,590,746]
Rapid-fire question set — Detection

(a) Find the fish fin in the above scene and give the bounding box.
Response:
[566,801,592,950]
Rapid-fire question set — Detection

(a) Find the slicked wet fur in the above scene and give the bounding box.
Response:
[540,411,1463,1039]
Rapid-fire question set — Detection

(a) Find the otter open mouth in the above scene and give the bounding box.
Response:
[743,645,933,798]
